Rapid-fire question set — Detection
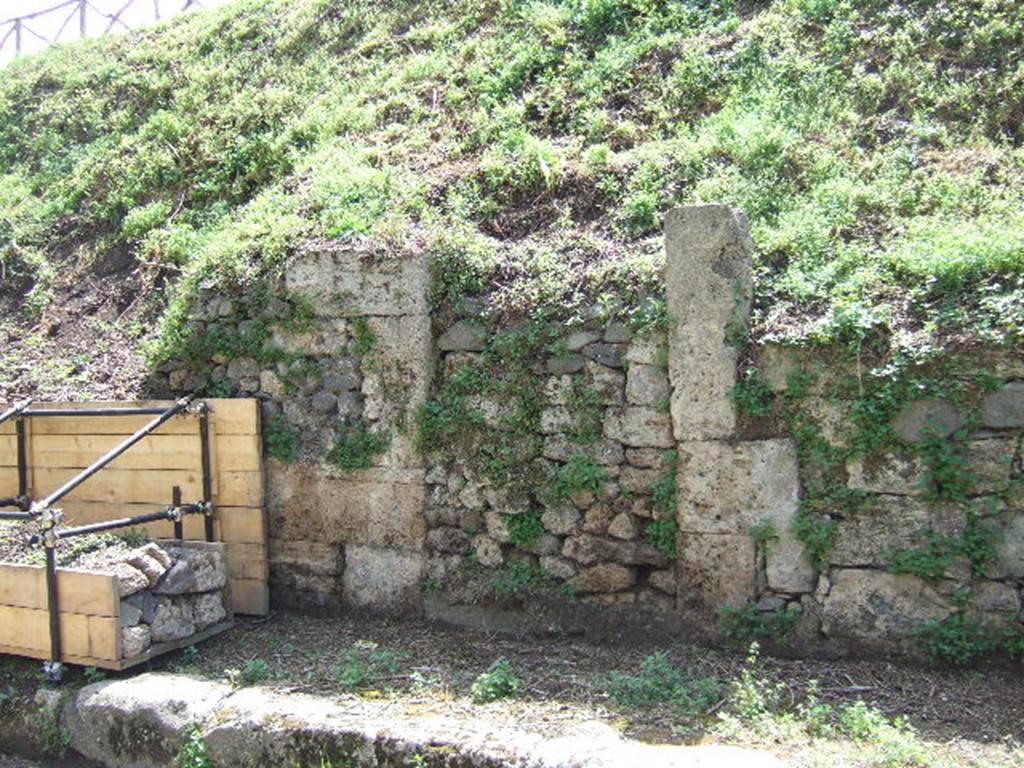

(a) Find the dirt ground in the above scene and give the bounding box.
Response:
[2,610,1022,767]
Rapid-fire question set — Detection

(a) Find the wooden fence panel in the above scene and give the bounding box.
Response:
[0,399,267,615]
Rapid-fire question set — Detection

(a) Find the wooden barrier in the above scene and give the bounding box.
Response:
[0,553,234,671]
[0,399,268,615]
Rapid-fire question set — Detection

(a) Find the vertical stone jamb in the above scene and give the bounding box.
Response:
[665,206,758,611]
[666,206,810,615]
[665,205,753,441]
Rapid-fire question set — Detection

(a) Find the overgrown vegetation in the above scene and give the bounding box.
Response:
[326,419,390,471]
[37,700,71,759]
[714,644,933,768]
[644,519,678,560]
[265,415,299,463]
[3,0,1023,375]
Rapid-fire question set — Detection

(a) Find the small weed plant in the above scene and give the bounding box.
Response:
[505,510,544,549]
[471,658,522,704]
[543,452,609,503]
[326,420,390,471]
[176,725,213,768]
[334,641,409,692]
[598,653,721,719]
[226,658,271,687]
[644,519,678,560]
[718,604,801,646]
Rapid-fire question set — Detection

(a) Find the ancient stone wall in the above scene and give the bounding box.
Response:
[423,320,679,610]
[149,207,1024,657]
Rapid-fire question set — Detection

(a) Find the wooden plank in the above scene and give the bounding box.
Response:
[30,468,261,507]
[56,503,266,543]
[0,643,124,670]
[0,466,17,496]
[0,564,119,616]
[33,467,201,505]
[0,434,261,472]
[0,620,235,671]
[0,606,118,661]
[224,543,268,580]
[28,413,203,437]
[23,399,258,435]
[230,578,269,616]
[214,433,261,472]
[217,506,266,544]
[218,471,263,508]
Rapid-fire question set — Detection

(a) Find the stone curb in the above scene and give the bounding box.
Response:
[61,673,786,768]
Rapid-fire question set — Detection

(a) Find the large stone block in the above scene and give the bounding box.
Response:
[766,533,817,595]
[270,319,350,355]
[603,407,674,448]
[830,497,966,568]
[268,538,344,603]
[677,533,756,609]
[891,399,963,442]
[543,435,624,465]
[967,581,1020,620]
[624,333,666,366]
[848,439,1018,496]
[665,205,753,441]
[991,512,1024,580]
[846,452,924,496]
[676,439,800,535]
[66,676,233,768]
[980,381,1024,428]
[626,364,670,407]
[341,544,424,612]
[360,314,433,469]
[677,438,812,594]
[285,248,430,317]
[266,460,426,552]
[562,533,668,567]
[821,570,951,642]
[570,564,636,594]
[438,320,488,352]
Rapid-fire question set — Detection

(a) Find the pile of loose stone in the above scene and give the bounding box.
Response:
[89,542,229,659]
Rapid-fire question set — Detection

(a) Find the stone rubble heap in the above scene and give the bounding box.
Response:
[108,542,229,659]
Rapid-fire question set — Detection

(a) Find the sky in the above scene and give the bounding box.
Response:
[1,0,236,64]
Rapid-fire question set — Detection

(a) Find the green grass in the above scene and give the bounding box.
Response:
[1,0,1022,363]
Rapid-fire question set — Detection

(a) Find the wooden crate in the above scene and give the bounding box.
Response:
[0,399,268,615]
[0,554,233,671]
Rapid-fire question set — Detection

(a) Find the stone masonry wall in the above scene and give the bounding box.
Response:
[148,207,1023,657]
[423,322,679,609]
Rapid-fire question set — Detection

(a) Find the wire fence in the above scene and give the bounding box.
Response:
[0,0,207,63]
